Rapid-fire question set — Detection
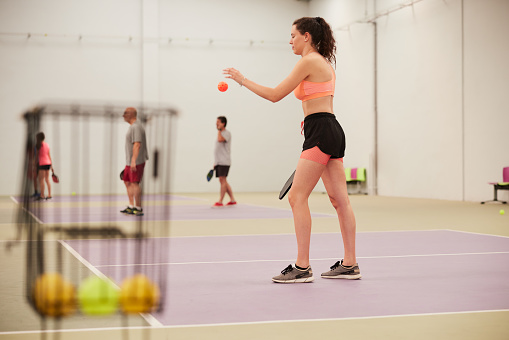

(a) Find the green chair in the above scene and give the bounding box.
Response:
[345,167,367,194]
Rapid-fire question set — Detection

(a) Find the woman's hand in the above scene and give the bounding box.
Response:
[223,68,246,86]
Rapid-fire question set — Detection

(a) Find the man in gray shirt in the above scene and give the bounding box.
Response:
[120,107,148,216]
[213,116,236,207]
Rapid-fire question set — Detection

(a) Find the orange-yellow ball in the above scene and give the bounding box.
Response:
[33,273,76,317]
[119,274,160,314]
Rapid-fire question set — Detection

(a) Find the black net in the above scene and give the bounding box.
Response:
[15,103,177,320]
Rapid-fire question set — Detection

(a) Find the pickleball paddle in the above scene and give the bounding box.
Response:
[51,171,59,183]
[206,169,214,182]
[279,170,295,200]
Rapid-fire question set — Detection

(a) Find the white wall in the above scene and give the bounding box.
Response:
[310,0,509,202]
[377,0,509,201]
[0,0,308,196]
[463,0,509,202]
[377,0,464,200]
[310,0,376,193]
[1,0,508,202]
[157,0,308,193]
[0,0,143,196]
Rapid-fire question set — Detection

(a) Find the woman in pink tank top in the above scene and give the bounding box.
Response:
[36,132,54,200]
[223,17,360,283]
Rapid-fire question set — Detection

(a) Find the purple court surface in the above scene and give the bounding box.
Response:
[11,194,197,204]
[20,203,334,223]
[64,230,509,326]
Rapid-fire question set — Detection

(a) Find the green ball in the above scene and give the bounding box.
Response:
[71,192,76,196]
[500,209,505,216]
[78,276,119,316]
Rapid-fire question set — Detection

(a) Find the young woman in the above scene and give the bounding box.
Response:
[36,132,54,200]
[223,17,361,283]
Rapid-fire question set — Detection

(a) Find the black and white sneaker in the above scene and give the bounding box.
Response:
[272,264,314,283]
[130,207,144,216]
[120,207,133,214]
[321,260,362,279]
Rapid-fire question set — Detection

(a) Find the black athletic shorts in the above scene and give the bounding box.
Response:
[214,165,230,177]
[302,112,346,159]
[38,164,51,170]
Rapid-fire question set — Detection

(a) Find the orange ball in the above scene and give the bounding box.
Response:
[33,273,77,317]
[218,81,228,92]
[119,274,160,314]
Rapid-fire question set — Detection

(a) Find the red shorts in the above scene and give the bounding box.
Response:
[300,146,343,165]
[123,163,145,183]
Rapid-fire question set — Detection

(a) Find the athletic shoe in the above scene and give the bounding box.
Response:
[120,207,133,214]
[46,196,52,200]
[31,192,40,198]
[272,264,314,283]
[226,201,237,206]
[321,260,362,279]
[131,207,144,216]
[212,202,224,208]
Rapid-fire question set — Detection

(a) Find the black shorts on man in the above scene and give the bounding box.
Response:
[215,165,230,177]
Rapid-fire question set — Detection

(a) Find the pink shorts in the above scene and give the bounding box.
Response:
[300,146,343,165]
[123,163,145,183]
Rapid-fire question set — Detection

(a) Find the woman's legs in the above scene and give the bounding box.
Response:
[287,158,326,268]
[44,170,52,198]
[321,159,357,266]
[38,170,45,198]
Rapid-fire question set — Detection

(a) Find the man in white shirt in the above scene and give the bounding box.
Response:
[213,116,236,207]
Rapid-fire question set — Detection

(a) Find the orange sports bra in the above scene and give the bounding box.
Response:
[294,67,335,102]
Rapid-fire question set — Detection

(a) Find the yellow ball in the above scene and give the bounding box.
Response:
[33,273,76,317]
[71,192,76,196]
[78,276,119,316]
[119,274,160,314]
[500,209,505,216]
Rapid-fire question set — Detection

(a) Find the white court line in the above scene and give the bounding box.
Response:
[105,228,448,240]
[0,228,453,242]
[59,241,112,280]
[2,229,498,242]
[4,230,509,334]
[9,195,44,224]
[9,196,20,204]
[445,228,509,239]
[1,308,508,334]
[125,308,509,329]
[23,207,43,225]
[59,240,163,327]
[92,251,509,268]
